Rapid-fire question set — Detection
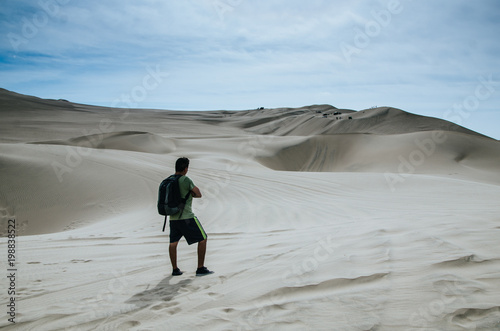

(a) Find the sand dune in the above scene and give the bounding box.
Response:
[257,131,500,183]
[34,131,178,154]
[0,143,163,235]
[236,105,490,138]
[1,88,500,330]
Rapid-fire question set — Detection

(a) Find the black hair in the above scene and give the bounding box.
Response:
[175,157,190,172]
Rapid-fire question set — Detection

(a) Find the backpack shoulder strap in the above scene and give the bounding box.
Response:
[162,215,167,232]
[183,190,191,201]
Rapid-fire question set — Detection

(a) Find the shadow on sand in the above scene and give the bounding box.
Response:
[126,275,193,308]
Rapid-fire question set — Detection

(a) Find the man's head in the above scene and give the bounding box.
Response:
[175,157,190,173]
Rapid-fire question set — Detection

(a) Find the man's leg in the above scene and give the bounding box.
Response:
[197,239,207,269]
[169,241,179,270]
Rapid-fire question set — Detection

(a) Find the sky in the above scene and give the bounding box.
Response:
[1,0,500,139]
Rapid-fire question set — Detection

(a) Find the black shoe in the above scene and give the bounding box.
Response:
[172,268,183,276]
[196,266,214,276]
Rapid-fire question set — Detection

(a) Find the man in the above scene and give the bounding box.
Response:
[168,157,213,276]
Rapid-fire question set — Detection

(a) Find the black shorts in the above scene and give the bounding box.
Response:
[169,217,207,245]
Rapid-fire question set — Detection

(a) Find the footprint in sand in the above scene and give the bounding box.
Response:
[151,301,178,311]
[71,259,92,263]
[118,321,141,328]
[151,302,182,316]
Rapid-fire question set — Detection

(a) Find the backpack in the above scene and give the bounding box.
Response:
[157,174,188,216]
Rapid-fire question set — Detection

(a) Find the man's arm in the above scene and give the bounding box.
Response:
[191,186,202,198]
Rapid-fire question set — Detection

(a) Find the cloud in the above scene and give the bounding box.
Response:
[0,0,499,137]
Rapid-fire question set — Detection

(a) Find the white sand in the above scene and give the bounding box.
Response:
[1,88,500,330]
